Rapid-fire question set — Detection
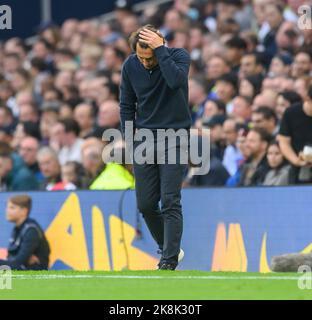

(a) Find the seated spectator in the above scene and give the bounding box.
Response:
[239,52,264,79]
[263,141,291,186]
[56,118,84,165]
[81,139,106,186]
[251,106,278,136]
[0,105,16,133]
[18,136,44,183]
[278,86,312,184]
[183,133,229,187]
[11,121,41,150]
[231,95,252,124]
[188,76,209,123]
[195,99,226,128]
[222,118,244,176]
[269,53,293,78]
[97,100,121,129]
[37,146,62,190]
[291,49,312,78]
[51,161,85,190]
[224,36,247,73]
[225,126,249,186]
[251,90,277,111]
[0,195,50,270]
[276,90,303,122]
[239,74,263,99]
[0,142,39,191]
[214,73,238,112]
[238,127,272,186]
[73,103,95,138]
[294,75,312,100]
[203,114,227,160]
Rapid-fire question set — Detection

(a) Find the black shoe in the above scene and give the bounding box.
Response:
[158,263,177,271]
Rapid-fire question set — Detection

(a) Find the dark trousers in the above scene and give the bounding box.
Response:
[133,133,188,266]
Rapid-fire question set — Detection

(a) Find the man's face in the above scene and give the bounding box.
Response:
[292,53,311,77]
[240,55,258,77]
[38,154,60,179]
[6,201,27,223]
[19,138,39,165]
[245,131,264,158]
[251,112,275,134]
[136,44,158,70]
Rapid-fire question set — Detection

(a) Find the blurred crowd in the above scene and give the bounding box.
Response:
[0,0,312,191]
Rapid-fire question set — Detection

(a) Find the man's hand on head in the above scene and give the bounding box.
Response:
[139,28,164,49]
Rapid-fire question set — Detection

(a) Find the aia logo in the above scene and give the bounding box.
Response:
[0,5,12,30]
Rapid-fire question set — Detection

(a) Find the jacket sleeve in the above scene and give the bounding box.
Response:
[154,46,190,90]
[6,228,40,269]
[119,63,137,136]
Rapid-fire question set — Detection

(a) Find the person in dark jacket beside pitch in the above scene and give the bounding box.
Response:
[120,25,191,270]
[0,195,50,270]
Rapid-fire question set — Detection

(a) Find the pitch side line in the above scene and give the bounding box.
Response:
[11,275,300,280]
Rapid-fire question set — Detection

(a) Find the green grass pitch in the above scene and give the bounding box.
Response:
[0,270,311,300]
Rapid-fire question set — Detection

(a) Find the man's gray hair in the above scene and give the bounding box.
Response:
[37,146,59,161]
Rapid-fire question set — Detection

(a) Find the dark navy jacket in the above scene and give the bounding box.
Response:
[0,218,50,270]
[119,45,192,134]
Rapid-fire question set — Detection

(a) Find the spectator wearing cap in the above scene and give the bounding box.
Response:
[222,118,244,176]
[203,114,227,160]
[238,127,271,186]
[0,142,39,191]
[269,53,293,78]
[37,146,61,190]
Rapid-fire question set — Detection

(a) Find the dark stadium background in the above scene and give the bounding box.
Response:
[1,0,146,39]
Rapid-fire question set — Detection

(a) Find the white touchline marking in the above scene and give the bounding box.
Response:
[11,275,300,280]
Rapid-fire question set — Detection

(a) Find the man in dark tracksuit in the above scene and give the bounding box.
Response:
[0,195,50,270]
[119,25,192,270]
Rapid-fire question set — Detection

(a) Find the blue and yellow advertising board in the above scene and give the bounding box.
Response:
[0,187,311,272]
